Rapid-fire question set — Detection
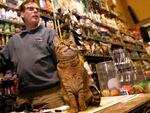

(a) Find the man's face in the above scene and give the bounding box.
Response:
[21,2,40,26]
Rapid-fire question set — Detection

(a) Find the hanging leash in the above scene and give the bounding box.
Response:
[51,0,63,40]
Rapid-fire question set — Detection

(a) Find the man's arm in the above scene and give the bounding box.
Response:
[47,28,58,66]
[0,53,7,72]
[0,43,13,73]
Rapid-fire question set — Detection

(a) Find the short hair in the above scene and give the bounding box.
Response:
[19,0,39,12]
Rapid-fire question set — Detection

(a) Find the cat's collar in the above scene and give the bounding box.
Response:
[58,56,79,64]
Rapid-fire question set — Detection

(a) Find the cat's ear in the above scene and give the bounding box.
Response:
[53,34,60,47]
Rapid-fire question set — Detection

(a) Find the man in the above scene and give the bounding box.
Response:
[0,0,64,111]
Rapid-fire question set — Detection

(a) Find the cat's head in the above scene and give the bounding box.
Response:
[53,32,78,61]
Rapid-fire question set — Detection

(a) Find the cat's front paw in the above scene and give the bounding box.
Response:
[79,104,88,111]
[70,108,78,113]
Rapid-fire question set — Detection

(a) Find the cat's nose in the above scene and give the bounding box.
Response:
[67,45,70,47]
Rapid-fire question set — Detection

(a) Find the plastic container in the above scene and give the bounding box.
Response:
[96,61,120,91]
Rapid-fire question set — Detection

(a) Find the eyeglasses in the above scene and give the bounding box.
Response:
[25,7,40,12]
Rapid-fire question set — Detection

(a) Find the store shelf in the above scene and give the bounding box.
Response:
[131,57,144,61]
[0,3,19,11]
[0,45,5,49]
[81,35,111,44]
[68,12,148,76]
[72,13,137,46]
[0,31,15,35]
[120,31,136,39]
[125,46,144,52]
[0,94,17,100]
[1,77,18,81]
[123,39,137,44]
[142,58,150,62]
[98,8,125,23]
[84,53,112,62]
[40,13,53,20]
[40,9,54,20]
[144,70,150,80]
[0,18,24,26]
[111,42,123,47]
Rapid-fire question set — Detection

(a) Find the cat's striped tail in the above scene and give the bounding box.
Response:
[89,85,101,106]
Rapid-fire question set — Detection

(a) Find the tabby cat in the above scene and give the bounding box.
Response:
[53,32,101,113]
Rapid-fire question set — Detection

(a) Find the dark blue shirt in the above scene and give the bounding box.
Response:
[0,25,59,93]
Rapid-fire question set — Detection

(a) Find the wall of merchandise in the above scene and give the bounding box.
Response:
[0,0,150,98]
[0,0,150,112]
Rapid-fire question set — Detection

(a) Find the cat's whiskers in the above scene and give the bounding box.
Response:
[70,46,78,51]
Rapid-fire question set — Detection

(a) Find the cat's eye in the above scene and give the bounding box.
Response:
[60,42,64,45]
[69,41,73,44]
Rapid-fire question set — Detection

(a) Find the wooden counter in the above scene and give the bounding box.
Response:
[96,94,150,113]
[44,94,150,113]
[61,94,150,113]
